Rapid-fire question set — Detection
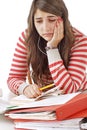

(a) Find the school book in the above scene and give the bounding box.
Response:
[14,128,27,130]
[56,92,87,120]
[5,92,87,121]
[14,128,80,130]
[14,118,82,129]
[5,111,56,120]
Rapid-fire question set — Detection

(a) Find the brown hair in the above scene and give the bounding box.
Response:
[25,0,75,84]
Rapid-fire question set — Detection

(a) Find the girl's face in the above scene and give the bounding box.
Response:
[34,9,62,41]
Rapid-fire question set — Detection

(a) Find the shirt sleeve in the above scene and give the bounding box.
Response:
[7,30,29,95]
[47,35,87,93]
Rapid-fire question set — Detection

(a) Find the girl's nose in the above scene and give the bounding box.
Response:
[43,21,50,32]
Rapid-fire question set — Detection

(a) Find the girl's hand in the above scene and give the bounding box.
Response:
[47,17,64,48]
[23,84,41,98]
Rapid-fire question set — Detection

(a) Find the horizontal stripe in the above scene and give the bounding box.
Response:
[7,28,87,95]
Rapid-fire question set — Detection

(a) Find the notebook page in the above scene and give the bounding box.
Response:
[8,92,80,109]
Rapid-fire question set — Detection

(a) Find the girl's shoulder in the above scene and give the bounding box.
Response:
[72,27,86,37]
[71,27,87,49]
[21,29,28,40]
[72,27,87,43]
[15,29,28,51]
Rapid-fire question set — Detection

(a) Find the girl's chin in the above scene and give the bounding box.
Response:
[43,37,52,42]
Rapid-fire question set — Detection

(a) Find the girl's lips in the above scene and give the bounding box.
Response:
[43,33,53,37]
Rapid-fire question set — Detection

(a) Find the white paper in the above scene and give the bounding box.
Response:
[15,118,82,129]
[0,98,10,114]
[8,92,80,109]
[5,111,56,120]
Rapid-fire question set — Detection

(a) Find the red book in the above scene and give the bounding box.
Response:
[14,128,29,130]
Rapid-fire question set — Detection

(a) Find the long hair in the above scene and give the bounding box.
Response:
[25,0,75,84]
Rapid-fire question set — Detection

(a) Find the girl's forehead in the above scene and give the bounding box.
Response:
[34,9,57,18]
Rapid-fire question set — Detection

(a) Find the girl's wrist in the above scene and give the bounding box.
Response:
[45,46,57,51]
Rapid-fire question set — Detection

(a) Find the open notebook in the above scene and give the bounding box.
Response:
[9,86,66,106]
[8,92,80,110]
[0,86,80,114]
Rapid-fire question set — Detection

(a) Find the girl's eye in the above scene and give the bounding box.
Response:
[49,19,56,22]
[35,19,56,23]
[36,20,42,23]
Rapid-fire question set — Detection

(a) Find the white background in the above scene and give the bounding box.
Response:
[0,0,87,95]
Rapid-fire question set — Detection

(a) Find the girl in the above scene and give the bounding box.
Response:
[7,0,87,98]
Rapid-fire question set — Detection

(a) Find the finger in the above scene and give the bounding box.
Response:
[24,86,34,98]
[59,19,64,33]
[23,85,40,98]
[53,21,59,38]
[32,84,41,96]
[57,19,64,39]
[26,84,41,98]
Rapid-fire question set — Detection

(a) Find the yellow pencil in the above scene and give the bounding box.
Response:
[40,83,55,91]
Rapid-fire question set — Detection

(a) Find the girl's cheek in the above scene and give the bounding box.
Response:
[53,21,57,28]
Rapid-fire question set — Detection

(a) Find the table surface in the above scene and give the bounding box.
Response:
[0,114,14,130]
[0,89,16,130]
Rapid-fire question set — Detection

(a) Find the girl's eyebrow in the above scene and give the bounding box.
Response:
[35,16,56,20]
[47,16,56,18]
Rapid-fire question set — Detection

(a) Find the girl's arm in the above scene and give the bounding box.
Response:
[47,33,87,93]
[7,31,29,95]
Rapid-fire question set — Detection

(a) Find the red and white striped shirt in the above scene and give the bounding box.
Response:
[7,28,87,95]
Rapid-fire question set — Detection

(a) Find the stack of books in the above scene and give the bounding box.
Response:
[1,85,87,130]
[3,90,87,129]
